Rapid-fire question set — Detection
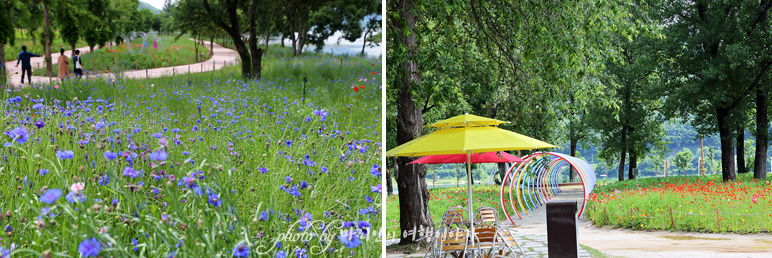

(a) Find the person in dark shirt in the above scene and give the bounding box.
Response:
[15,46,41,84]
[73,50,83,79]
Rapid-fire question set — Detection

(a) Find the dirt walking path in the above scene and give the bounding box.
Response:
[4,40,238,86]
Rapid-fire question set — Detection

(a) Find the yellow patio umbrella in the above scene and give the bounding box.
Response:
[387,114,556,231]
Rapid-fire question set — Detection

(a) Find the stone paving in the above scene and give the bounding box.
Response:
[385,233,591,258]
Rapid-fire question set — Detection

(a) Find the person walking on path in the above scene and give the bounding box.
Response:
[57,48,70,80]
[15,46,41,84]
[73,50,83,79]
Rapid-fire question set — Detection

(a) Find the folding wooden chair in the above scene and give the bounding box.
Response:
[474,206,499,227]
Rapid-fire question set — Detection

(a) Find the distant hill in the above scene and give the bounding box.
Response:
[138,1,161,14]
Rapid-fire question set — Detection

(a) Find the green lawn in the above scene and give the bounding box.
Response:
[1,49,382,256]
[585,173,772,233]
[32,36,211,77]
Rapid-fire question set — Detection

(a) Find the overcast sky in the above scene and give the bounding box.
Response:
[142,0,168,10]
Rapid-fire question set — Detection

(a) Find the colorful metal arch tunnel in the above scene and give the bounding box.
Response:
[499,152,596,224]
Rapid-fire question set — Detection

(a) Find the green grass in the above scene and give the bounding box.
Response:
[32,36,211,77]
[386,185,529,239]
[0,50,382,256]
[585,173,772,234]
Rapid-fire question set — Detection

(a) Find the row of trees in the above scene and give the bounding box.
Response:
[0,0,159,76]
[387,0,772,245]
[1,0,381,82]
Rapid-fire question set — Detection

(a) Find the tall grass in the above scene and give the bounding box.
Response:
[0,51,382,257]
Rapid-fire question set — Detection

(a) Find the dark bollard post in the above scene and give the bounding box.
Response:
[547,200,578,258]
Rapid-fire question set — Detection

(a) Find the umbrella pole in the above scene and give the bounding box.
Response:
[467,151,474,233]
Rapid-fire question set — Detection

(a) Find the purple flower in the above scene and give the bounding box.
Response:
[40,189,62,204]
[6,127,29,144]
[123,167,140,178]
[365,195,372,203]
[338,230,361,248]
[358,221,371,234]
[285,176,292,184]
[207,190,222,207]
[56,150,75,159]
[35,120,45,129]
[295,248,308,258]
[104,151,118,160]
[313,108,329,121]
[275,250,286,258]
[259,167,268,173]
[66,191,87,203]
[95,122,106,129]
[232,243,249,257]
[370,164,381,177]
[370,184,382,194]
[285,140,292,147]
[78,237,102,257]
[148,150,168,161]
[32,103,44,109]
[300,181,308,189]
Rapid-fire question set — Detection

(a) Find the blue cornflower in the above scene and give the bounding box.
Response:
[365,195,373,203]
[259,167,269,173]
[207,190,222,207]
[295,248,308,258]
[288,185,301,197]
[302,154,315,166]
[35,120,45,128]
[104,151,118,160]
[338,230,361,248]
[370,164,381,177]
[0,246,10,258]
[56,150,75,159]
[300,181,308,189]
[358,221,371,234]
[285,176,292,183]
[321,166,328,173]
[40,189,62,204]
[275,250,286,258]
[95,122,106,129]
[123,167,140,178]
[285,140,292,147]
[182,151,190,155]
[153,133,163,138]
[260,210,270,221]
[39,169,49,176]
[6,127,29,144]
[32,103,44,109]
[66,191,87,203]
[78,237,102,257]
[148,150,168,161]
[370,184,382,193]
[232,243,249,257]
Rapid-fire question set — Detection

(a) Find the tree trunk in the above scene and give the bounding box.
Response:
[210,36,214,56]
[386,159,395,196]
[394,0,432,245]
[43,2,53,76]
[0,42,5,85]
[281,34,285,48]
[361,30,369,55]
[717,107,737,181]
[569,137,578,182]
[737,129,747,174]
[470,169,475,185]
[754,88,768,180]
[618,126,628,181]
[497,163,507,186]
[628,152,637,179]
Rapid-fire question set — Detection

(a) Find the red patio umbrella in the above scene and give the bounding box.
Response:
[408,151,523,164]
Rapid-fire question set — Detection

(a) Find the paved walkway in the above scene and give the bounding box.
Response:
[387,185,772,257]
[4,40,238,86]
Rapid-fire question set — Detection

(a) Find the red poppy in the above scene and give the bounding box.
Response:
[359,86,364,89]
[353,87,359,92]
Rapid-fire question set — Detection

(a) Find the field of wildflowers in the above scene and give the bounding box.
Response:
[586,174,772,233]
[1,49,382,257]
[33,36,210,77]
[385,186,525,239]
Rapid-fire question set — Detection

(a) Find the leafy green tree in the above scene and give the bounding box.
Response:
[54,0,86,52]
[200,0,273,79]
[279,0,375,56]
[673,148,694,176]
[0,0,20,85]
[170,0,218,62]
[658,0,772,181]
[82,0,113,50]
[588,30,668,182]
